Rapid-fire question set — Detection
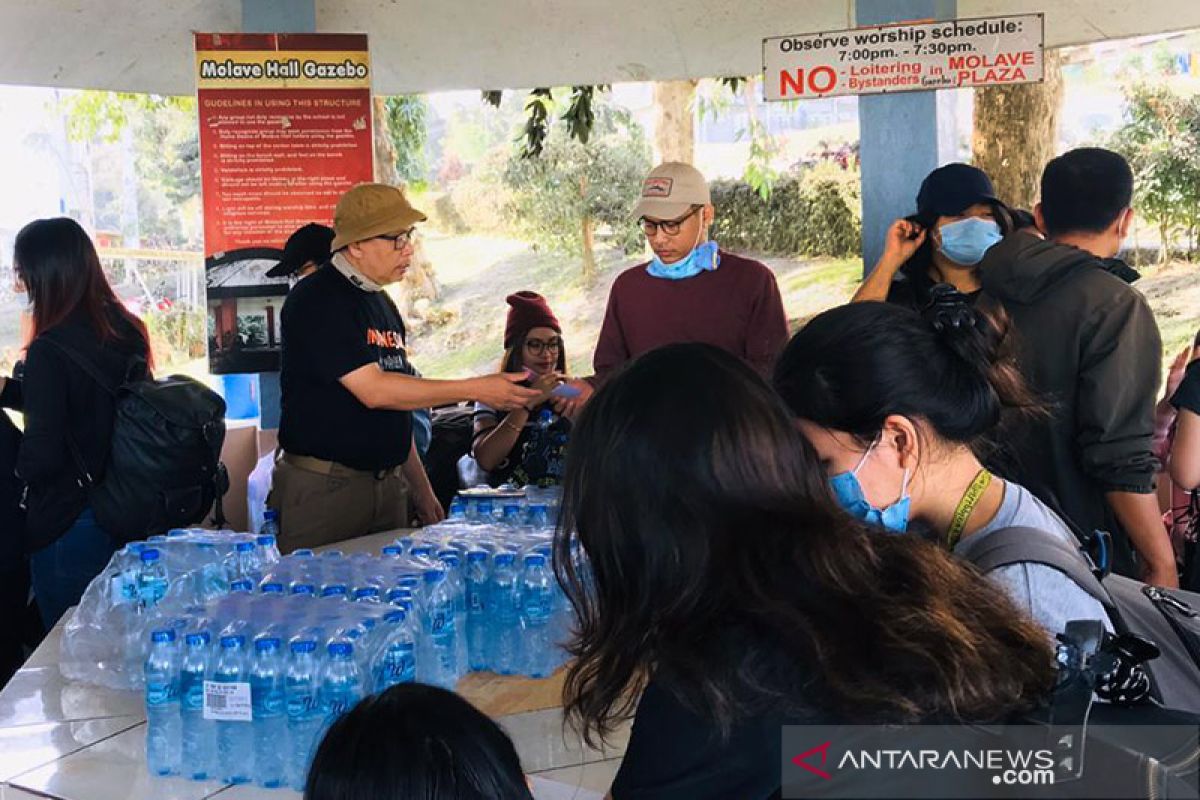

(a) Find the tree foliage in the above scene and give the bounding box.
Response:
[1110,83,1200,259]
[384,95,429,185]
[503,102,651,280]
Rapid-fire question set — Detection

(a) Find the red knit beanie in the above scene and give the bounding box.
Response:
[504,291,560,348]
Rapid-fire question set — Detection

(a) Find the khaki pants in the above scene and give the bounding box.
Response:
[268,453,409,553]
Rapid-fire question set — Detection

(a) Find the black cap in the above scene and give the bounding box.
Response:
[266,223,335,278]
[916,163,999,218]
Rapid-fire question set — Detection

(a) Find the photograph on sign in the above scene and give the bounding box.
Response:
[763,14,1044,101]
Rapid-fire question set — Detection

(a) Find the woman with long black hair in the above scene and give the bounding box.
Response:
[553,343,1055,799]
[0,217,152,627]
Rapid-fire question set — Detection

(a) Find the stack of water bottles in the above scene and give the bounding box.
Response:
[133,490,584,788]
[61,520,284,690]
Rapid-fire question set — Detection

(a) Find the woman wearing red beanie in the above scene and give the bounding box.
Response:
[471,292,573,487]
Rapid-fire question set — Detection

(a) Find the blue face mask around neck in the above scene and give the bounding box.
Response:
[827,442,911,533]
[646,240,721,280]
[937,216,1002,266]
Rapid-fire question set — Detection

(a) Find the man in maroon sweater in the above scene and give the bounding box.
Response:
[591,162,788,383]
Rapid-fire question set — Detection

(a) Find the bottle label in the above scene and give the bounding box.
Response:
[145,679,176,707]
[467,588,485,613]
[286,692,319,720]
[180,672,205,711]
[203,680,252,722]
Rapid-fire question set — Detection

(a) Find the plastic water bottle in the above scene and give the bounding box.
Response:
[260,509,280,539]
[144,628,181,776]
[520,553,555,678]
[465,550,490,670]
[285,638,322,791]
[232,541,262,584]
[194,542,229,603]
[319,640,363,733]
[373,609,417,690]
[214,633,254,784]
[179,630,214,780]
[256,531,281,565]
[420,569,458,689]
[138,549,169,611]
[488,553,522,675]
[501,503,523,527]
[476,499,494,524]
[448,499,467,520]
[439,551,468,675]
[109,543,144,607]
[250,637,287,788]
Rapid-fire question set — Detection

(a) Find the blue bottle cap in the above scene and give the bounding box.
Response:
[185,631,210,646]
[256,535,276,546]
[381,545,402,556]
[293,549,315,557]
[290,638,317,655]
[235,541,254,552]
[524,553,547,567]
[230,579,254,591]
[422,568,446,583]
[220,634,245,649]
[150,629,175,643]
[321,584,348,597]
[467,550,488,562]
[328,641,353,657]
[291,583,316,596]
[494,552,516,565]
[263,509,278,522]
[261,582,285,594]
[503,504,521,515]
[354,587,380,599]
[140,548,160,563]
[255,636,281,652]
[167,529,189,537]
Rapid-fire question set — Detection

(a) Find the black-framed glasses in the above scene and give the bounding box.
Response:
[524,336,563,355]
[640,206,701,237]
[374,228,417,249]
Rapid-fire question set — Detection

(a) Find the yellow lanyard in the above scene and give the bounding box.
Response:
[946,470,993,550]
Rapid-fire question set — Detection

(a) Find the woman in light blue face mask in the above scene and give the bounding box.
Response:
[773,297,1115,640]
[851,163,1019,310]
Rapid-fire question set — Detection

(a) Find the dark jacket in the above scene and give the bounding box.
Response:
[979,232,1161,575]
[0,308,148,552]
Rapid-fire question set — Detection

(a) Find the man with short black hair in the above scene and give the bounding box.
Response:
[980,147,1174,586]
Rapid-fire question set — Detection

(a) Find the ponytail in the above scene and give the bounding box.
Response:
[773,294,1042,448]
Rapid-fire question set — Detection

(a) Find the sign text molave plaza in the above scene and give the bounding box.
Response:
[763,14,1044,101]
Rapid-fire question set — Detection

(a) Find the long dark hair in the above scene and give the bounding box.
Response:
[500,328,567,375]
[305,683,534,800]
[773,298,1038,451]
[554,344,1054,745]
[14,217,152,363]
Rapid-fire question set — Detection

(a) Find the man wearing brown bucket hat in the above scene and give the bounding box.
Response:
[271,183,540,550]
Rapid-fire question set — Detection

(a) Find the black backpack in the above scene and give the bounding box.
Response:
[959,526,1200,714]
[44,338,229,542]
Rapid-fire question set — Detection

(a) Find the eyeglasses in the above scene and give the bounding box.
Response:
[640,206,701,237]
[374,228,417,249]
[524,337,563,355]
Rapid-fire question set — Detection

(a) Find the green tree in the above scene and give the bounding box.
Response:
[384,95,429,186]
[502,102,651,283]
[1110,84,1200,260]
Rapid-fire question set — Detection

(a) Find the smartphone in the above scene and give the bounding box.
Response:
[550,383,582,399]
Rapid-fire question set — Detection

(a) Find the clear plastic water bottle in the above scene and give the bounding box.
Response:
[138,549,169,611]
[109,543,144,607]
[448,499,468,520]
[144,628,181,776]
[285,637,322,791]
[214,633,253,784]
[465,550,490,671]
[179,630,214,780]
[373,609,417,690]
[256,531,281,565]
[232,541,262,585]
[193,542,229,603]
[520,553,555,678]
[319,640,363,733]
[501,503,523,527]
[420,569,458,689]
[260,509,280,539]
[475,499,494,524]
[488,553,522,675]
[527,504,551,529]
[250,636,287,788]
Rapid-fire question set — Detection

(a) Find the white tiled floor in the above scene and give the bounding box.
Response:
[0,716,142,783]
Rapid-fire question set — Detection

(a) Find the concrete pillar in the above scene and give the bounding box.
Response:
[856,0,958,274]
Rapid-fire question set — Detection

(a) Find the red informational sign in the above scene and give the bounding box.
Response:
[196,32,374,374]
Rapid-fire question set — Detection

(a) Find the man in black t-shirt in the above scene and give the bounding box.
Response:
[273,183,539,550]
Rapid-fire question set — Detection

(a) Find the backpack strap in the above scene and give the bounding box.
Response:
[957,525,1116,611]
[38,335,121,397]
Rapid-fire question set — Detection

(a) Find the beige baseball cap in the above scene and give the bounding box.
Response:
[632,162,711,220]
[331,183,427,251]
